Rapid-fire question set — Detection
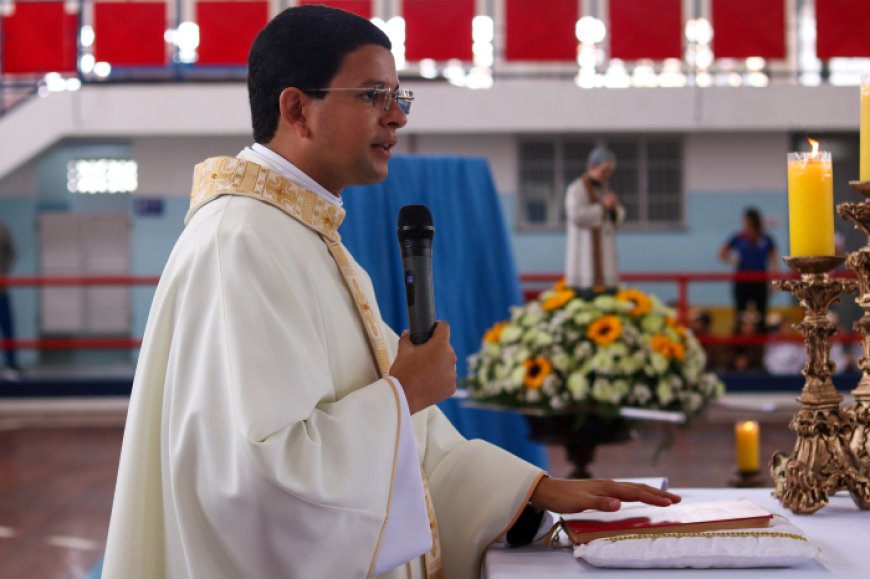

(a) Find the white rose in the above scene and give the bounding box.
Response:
[656,379,675,405]
[574,311,596,325]
[592,378,618,403]
[611,379,631,402]
[590,349,616,374]
[510,365,526,386]
[552,351,572,372]
[523,328,540,344]
[592,295,621,312]
[650,353,669,374]
[500,324,522,343]
[484,342,501,356]
[641,315,665,333]
[567,372,590,400]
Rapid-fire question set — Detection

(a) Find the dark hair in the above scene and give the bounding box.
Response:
[744,208,762,234]
[247,6,391,143]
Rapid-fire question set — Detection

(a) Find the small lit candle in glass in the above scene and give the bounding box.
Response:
[735,420,761,473]
[787,139,834,256]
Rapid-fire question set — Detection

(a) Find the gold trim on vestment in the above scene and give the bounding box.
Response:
[188,156,345,241]
[188,156,443,578]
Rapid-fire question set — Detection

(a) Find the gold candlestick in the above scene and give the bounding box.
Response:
[836,182,870,508]
[771,256,857,514]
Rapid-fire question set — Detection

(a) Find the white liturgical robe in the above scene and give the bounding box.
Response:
[564,175,625,291]
[102,152,545,579]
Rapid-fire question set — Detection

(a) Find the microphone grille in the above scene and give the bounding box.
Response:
[397,204,434,241]
[398,204,432,228]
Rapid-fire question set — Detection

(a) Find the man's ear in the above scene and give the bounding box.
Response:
[278,87,312,138]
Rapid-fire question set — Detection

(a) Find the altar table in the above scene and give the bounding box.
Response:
[484,488,869,578]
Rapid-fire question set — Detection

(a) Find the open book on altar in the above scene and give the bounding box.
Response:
[562,499,773,544]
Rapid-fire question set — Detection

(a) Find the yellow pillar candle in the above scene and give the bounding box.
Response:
[735,420,760,473]
[787,144,834,256]
[861,77,870,182]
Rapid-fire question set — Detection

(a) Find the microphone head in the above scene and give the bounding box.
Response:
[397,204,434,242]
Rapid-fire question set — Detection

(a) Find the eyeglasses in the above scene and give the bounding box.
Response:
[304,86,414,114]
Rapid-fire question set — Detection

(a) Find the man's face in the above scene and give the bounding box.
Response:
[588,161,615,183]
[304,44,407,194]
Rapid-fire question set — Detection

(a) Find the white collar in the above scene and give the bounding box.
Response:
[242,144,343,208]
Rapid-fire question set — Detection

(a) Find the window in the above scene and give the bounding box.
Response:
[517,137,684,229]
[67,159,138,194]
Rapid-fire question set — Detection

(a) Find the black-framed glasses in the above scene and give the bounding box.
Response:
[304,86,414,114]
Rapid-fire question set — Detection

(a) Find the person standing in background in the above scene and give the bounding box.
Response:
[718,208,778,333]
[564,146,625,296]
[0,221,19,379]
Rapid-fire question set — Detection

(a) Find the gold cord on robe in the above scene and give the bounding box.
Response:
[189,156,443,579]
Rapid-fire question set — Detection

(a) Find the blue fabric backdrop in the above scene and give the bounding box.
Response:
[341,155,548,468]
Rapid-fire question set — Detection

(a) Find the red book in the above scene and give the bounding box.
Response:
[562,499,773,544]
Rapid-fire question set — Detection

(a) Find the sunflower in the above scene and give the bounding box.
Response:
[543,289,575,311]
[523,357,552,389]
[666,316,687,337]
[484,322,507,344]
[651,335,685,360]
[616,288,653,316]
[554,278,568,292]
[587,315,622,345]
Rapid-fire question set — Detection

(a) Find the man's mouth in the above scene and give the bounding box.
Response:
[373,140,397,152]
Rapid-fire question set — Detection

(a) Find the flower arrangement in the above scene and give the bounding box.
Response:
[465,282,725,419]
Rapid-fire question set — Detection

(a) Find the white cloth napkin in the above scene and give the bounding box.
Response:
[573,515,820,568]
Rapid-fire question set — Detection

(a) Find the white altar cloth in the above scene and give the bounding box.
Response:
[484,488,869,578]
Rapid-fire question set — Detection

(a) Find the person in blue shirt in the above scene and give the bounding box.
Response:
[718,208,778,333]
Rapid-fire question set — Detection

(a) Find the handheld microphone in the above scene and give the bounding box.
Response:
[397,205,436,345]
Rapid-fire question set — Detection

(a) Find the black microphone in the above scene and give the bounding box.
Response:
[397,205,436,345]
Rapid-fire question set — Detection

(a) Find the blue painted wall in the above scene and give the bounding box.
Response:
[130,198,188,339]
[1,142,191,367]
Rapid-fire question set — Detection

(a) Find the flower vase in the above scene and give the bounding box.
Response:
[524,413,634,479]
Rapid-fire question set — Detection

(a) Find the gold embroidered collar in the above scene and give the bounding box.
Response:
[187,156,346,241]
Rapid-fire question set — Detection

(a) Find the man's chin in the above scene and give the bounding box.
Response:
[353,167,389,187]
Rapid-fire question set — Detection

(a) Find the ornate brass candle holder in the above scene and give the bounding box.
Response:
[836,180,870,508]
[771,256,857,514]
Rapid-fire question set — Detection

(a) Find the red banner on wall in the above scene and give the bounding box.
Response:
[1,1,78,74]
[94,2,167,67]
[404,0,474,61]
[196,0,269,66]
[817,0,870,58]
[712,0,785,59]
[298,1,372,19]
[609,0,682,60]
[504,0,579,62]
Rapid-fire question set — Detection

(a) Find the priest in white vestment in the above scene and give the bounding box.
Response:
[102,7,679,579]
[564,147,625,294]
